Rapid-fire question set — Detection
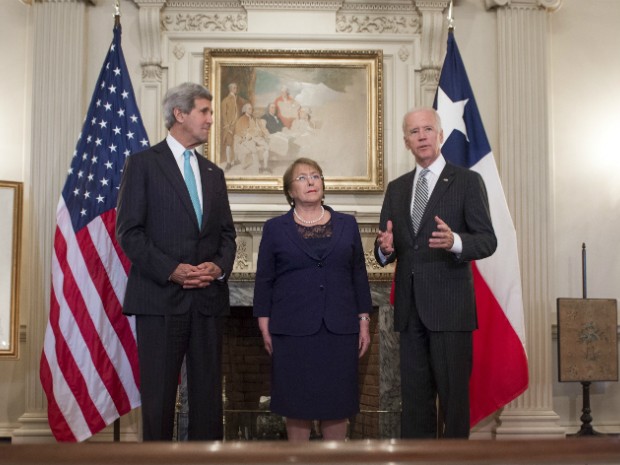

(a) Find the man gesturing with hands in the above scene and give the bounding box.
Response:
[375,108,496,439]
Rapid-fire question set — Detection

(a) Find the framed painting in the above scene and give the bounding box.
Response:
[557,298,618,382]
[204,48,383,192]
[0,181,22,359]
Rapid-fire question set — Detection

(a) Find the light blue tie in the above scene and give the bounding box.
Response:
[183,149,202,228]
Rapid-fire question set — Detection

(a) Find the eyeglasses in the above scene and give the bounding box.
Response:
[293,174,323,183]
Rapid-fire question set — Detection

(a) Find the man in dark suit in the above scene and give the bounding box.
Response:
[116,82,236,441]
[375,108,496,439]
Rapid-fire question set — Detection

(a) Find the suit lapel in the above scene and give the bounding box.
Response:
[321,208,343,259]
[418,163,456,232]
[197,154,216,231]
[152,141,202,231]
[399,171,417,240]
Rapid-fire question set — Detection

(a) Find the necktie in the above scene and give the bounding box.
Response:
[183,149,202,228]
[411,168,429,234]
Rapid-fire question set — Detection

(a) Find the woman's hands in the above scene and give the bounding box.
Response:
[358,314,371,358]
[258,316,272,355]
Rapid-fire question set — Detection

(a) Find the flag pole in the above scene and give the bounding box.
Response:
[447,0,454,31]
[113,0,121,443]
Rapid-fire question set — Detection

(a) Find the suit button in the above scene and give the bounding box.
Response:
[319,285,324,291]
[414,244,419,251]
[317,262,323,268]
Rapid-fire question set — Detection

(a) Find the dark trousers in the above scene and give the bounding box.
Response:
[136,310,223,441]
[399,304,472,439]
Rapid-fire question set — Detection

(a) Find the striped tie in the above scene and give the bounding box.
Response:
[183,149,202,228]
[411,168,429,234]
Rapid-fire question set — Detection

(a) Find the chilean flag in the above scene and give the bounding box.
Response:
[434,30,529,426]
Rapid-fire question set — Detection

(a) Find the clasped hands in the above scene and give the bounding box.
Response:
[377,216,454,255]
[170,262,222,289]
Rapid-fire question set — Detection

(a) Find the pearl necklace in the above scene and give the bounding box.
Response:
[294,206,325,225]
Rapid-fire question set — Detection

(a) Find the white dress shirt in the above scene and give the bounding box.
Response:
[166,133,203,209]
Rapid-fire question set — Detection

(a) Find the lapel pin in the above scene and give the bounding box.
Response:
[443,178,448,182]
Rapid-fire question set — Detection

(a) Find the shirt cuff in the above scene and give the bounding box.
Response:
[449,233,463,255]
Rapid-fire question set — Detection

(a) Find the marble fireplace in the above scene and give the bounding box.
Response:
[176,217,401,440]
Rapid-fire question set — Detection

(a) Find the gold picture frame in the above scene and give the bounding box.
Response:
[557,298,618,382]
[0,181,22,359]
[204,48,383,192]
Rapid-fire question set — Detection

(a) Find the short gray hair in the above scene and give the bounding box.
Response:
[401,107,442,134]
[162,82,212,130]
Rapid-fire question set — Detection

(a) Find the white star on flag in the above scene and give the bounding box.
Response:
[436,87,469,142]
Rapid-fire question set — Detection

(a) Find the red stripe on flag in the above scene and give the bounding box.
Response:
[102,209,132,273]
[48,228,105,431]
[55,227,131,417]
[470,263,529,425]
[40,352,78,442]
[69,228,131,412]
[79,214,140,386]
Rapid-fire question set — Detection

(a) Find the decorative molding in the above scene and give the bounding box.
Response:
[34,0,96,4]
[162,12,248,31]
[173,43,186,60]
[364,250,383,271]
[413,0,449,8]
[485,0,563,11]
[135,0,165,81]
[415,0,448,78]
[398,45,410,62]
[335,14,420,34]
[142,64,163,80]
[164,0,241,7]
[229,219,392,282]
[420,67,440,85]
[233,238,250,271]
[338,0,415,13]
[241,0,342,10]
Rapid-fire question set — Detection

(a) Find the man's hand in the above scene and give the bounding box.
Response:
[170,262,222,288]
[169,263,199,286]
[376,220,394,255]
[183,262,222,288]
[429,216,454,250]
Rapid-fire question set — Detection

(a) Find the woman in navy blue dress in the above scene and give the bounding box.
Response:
[253,157,373,441]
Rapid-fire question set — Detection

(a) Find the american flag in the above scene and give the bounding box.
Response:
[40,20,148,442]
[434,30,529,426]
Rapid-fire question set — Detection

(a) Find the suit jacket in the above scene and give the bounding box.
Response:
[116,140,237,317]
[375,162,496,332]
[253,207,373,336]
